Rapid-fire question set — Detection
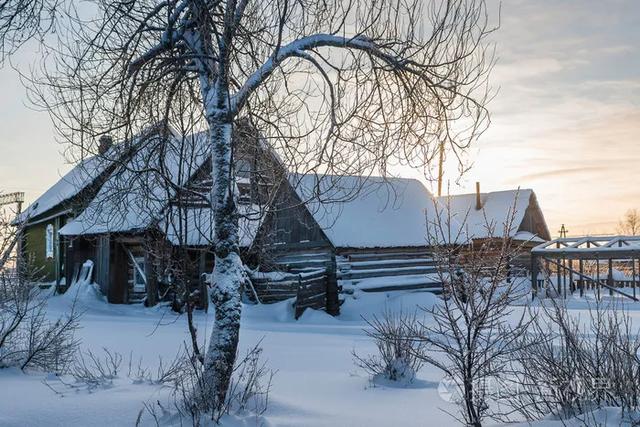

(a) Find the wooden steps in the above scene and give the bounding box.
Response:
[337,249,442,294]
[345,250,433,262]
[345,258,436,270]
[360,281,444,293]
[273,250,333,273]
[338,265,438,281]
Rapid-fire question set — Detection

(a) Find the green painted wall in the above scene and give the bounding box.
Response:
[22,215,68,283]
[23,221,56,282]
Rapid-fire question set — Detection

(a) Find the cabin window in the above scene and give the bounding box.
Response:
[45,224,54,259]
[131,256,147,293]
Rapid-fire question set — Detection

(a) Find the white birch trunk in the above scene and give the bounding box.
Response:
[201,81,245,412]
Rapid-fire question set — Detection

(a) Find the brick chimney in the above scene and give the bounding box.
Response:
[475,181,482,210]
[98,135,113,155]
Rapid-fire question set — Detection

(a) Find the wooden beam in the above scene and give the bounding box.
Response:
[596,255,601,300]
[608,258,614,297]
[634,257,637,301]
[544,258,639,302]
[531,254,538,300]
[579,258,584,297]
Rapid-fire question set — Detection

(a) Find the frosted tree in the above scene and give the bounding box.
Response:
[23,0,495,417]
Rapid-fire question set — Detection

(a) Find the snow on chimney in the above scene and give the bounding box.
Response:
[475,181,482,210]
[98,135,113,155]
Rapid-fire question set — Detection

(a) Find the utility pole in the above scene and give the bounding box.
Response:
[437,140,444,197]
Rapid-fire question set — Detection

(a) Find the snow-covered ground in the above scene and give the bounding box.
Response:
[2,284,640,426]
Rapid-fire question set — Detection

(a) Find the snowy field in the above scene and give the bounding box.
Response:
[2,284,640,426]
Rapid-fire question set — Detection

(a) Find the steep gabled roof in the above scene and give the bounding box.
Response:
[435,189,550,242]
[290,174,434,248]
[16,152,117,224]
[161,204,264,248]
[59,131,210,236]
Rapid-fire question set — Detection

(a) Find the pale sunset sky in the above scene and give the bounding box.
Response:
[0,0,638,237]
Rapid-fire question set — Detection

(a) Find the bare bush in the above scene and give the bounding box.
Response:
[1,204,81,373]
[223,341,275,418]
[69,348,123,390]
[510,300,640,424]
[353,309,426,383]
[44,348,191,401]
[164,341,275,426]
[0,272,80,373]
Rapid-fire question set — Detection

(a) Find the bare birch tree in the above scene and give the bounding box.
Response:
[20,0,495,416]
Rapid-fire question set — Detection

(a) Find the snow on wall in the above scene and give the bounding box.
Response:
[59,131,210,236]
[290,174,435,248]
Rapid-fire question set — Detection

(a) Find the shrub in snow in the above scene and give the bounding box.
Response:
[69,348,122,390]
[64,348,188,392]
[353,308,426,383]
[416,196,535,427]
[509,300,640,424]
[0,272,80,373]
[385,357,416,383]
[138,341,275,426]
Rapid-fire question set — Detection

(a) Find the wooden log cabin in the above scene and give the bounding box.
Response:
[16,122,274,303]
[16,124,551,316]
[256,174,446,302]
[435,183,551,271]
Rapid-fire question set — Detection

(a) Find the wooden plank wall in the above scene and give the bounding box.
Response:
[95,235,110,296]
[294,271,328,319]
[248,269,328,319]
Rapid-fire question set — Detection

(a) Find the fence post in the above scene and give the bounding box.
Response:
[531,254,538,300]
[325,252,340,316]
[569,259,574,293]
[562,257,567,299]
[295,274,303,320]
[579,259,584,297]
[607,258,614,297]
[596,255,601,301]
[633,257,637,300]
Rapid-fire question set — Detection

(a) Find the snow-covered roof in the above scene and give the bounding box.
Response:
[161,204,264,248]
[60,131,209,236]
[435,189,536,242]
[532,235,640,258]
[17,153,115,224]
[512,230,545,243]
[290,174,434,248]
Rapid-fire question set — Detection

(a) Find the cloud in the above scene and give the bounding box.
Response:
[448,0,640,236]
[509,167,610,184]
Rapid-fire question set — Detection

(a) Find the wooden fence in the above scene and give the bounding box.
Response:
[248,268,328,319]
